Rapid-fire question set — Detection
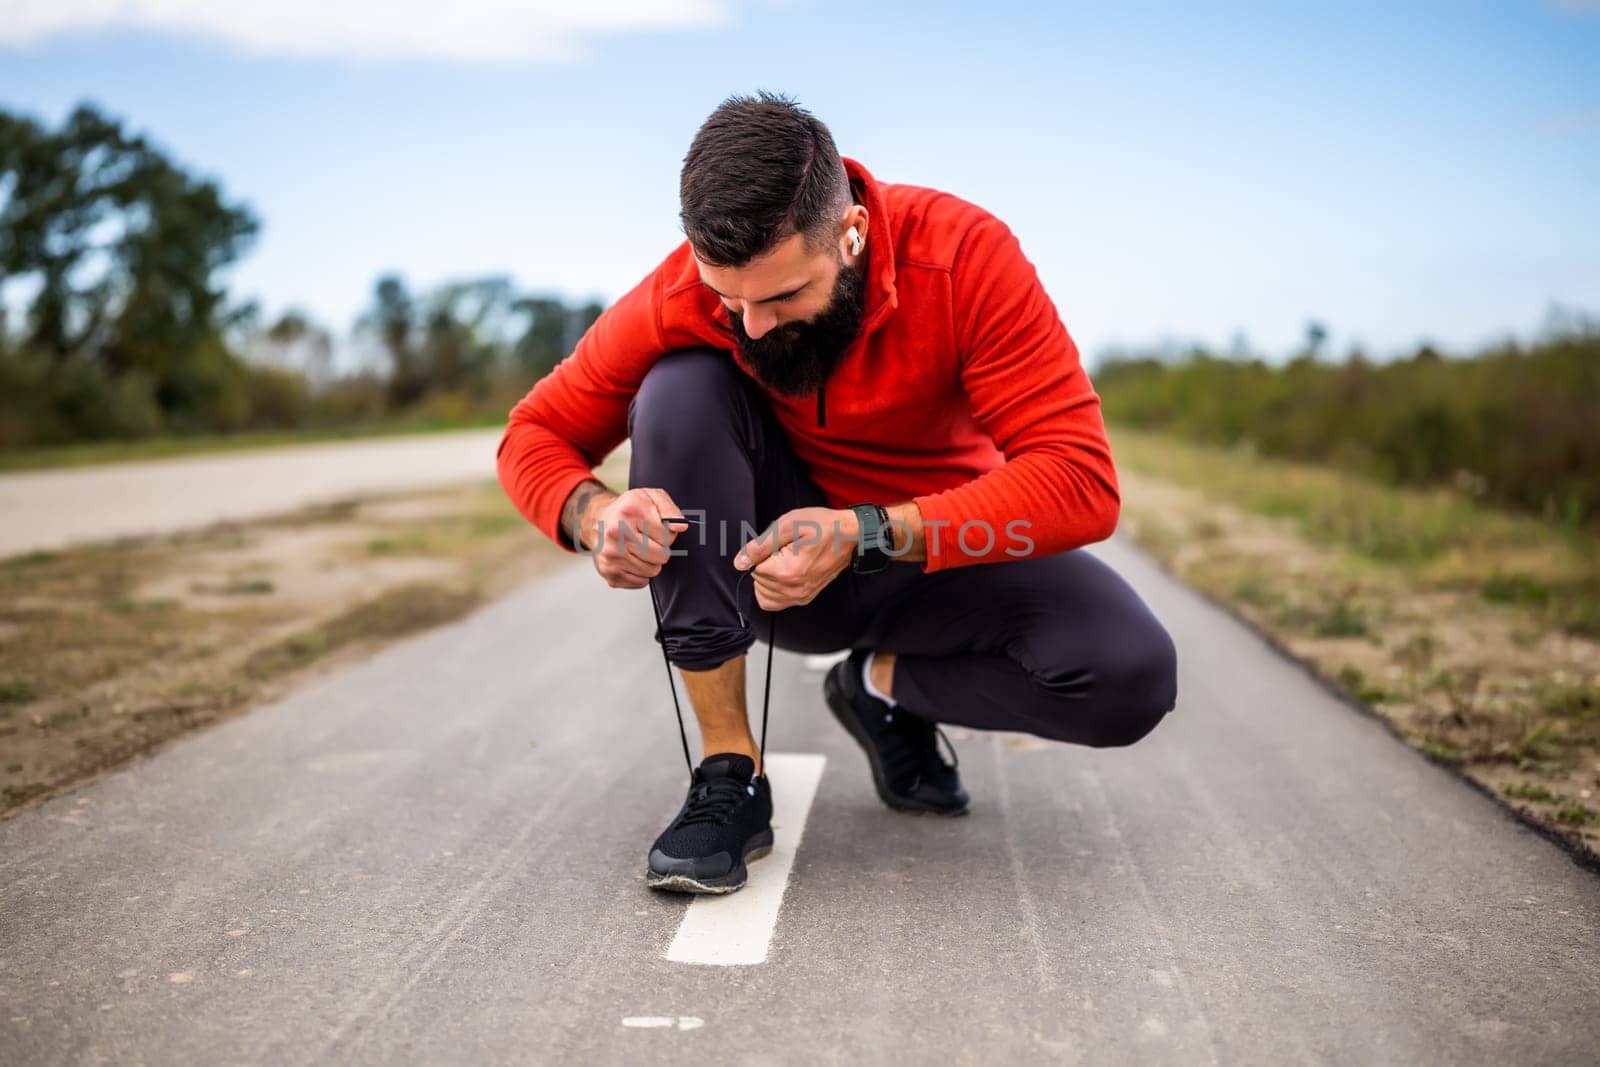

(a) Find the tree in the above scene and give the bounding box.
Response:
[252,309,334,387]
[367,274,427,407]
[1303,320,1329,361]
[0,102,258,421]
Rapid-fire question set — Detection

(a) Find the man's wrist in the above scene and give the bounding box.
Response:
[883,500,925,562]
[560,479,614,551]
[839,502,926,568]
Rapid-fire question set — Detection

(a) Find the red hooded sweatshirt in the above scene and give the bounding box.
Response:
[495,157,1119,573]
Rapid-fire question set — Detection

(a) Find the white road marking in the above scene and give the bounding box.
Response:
[665,752,826,966]
[621,1016,702,1030]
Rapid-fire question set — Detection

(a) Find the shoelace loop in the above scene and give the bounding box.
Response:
[676,775,753,826]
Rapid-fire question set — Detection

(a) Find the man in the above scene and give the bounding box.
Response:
[496,92,1177,895]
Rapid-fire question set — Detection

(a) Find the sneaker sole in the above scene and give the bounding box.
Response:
[645,829,775,895]
[824,666,969,817]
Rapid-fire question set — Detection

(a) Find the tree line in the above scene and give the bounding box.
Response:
[0,102,600,449]
[1095,315,1600,529]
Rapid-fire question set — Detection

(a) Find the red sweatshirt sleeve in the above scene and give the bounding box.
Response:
[495,267,667,552]
[910,216,1120,572]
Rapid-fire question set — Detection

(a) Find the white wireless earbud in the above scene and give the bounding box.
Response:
[847,226,863,255]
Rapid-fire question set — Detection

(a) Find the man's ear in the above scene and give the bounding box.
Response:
[841,205,868,258]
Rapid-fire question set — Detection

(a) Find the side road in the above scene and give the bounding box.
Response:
[0,428,506,559]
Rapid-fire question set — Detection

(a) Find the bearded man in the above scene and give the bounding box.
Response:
[497,91,1178,894]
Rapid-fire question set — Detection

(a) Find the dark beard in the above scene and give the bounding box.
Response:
[729,260,866,397]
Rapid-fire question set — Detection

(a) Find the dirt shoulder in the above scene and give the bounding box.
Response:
[1110,427,1600,862]
[0,450,625,819]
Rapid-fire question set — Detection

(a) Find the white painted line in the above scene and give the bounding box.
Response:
[665,752,826,966]
[621,1016,703,1030]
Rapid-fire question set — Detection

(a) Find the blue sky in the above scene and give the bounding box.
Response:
[1,0,1596,366]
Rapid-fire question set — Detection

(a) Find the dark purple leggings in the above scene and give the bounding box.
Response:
[626,347,1177,747]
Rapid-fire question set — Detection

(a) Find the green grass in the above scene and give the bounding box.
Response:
[1421,741,1467,765]
[1314,598,1370,638]
[1481,573,1552,609]
[1555,801,1599,827]
[1502,782,1560,803]
[101,596,180,614]
[1229,576,1284,608]
[2,550,64,568]
[1511,720,1576,772]
[1537,680,1600,724]
[241,582,481,681]
[1335,665,1394,705]
[46,706,90,729]
[218,578,275,595]
[366,533,435,556]
[0,412,507,475]
[1110,425,1600,638]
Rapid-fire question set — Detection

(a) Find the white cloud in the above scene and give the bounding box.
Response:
[0,0,737,62]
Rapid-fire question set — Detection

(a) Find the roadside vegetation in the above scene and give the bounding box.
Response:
[1097,316,1599,529]
[1108,421,1600,858]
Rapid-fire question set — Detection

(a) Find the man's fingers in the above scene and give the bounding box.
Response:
[637,488,684,545]
[605,515,670,558]
[750,555,804,598]
[625,530,672,567]
[598,553,658,585]
[753,541,804,580]
[752,580,801,611]
[737,510,832,571]
[736,520,785,571]
[602,518,671,565]
[610,553,660,579]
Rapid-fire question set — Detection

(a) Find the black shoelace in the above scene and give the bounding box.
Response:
[647,566,775,785]
[675,774,755,827]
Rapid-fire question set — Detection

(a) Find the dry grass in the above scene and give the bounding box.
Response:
[1110,425,1600,856]
[0,466,612,816]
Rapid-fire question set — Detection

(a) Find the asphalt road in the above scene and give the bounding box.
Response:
[2,536,1597,1065]
[0,429,506,559]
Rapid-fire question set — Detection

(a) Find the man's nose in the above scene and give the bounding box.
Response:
[741,306,778,339]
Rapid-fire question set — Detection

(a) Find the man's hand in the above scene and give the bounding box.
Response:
[734,506,858,610]
[585,486,685,590]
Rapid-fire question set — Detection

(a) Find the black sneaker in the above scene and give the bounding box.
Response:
[646,752,774,894]
[824,650,970,815]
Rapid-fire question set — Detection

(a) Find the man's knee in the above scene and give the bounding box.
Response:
[627,346,741,442]
[1029,617,1178,748]
[1088,619,1177,747]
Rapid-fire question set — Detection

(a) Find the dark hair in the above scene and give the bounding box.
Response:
[679,91,851,268]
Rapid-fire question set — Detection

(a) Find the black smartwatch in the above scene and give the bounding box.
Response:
[849,503,893,574]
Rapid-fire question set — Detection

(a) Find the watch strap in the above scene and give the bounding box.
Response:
[850,503,892,573]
